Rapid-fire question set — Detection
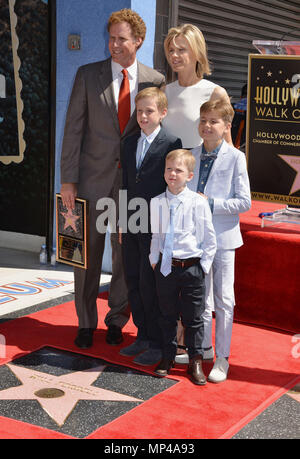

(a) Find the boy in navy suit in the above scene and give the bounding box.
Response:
[120,87,182,366]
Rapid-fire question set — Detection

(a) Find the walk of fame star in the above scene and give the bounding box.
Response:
[287,385,300,404]
[278,155,300,195]
[0,363,142,427]
[60,208,80,232]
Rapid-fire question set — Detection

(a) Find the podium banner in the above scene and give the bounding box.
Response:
[246,55,300,206]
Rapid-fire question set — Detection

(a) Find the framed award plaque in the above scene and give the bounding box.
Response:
[56,194,89,269]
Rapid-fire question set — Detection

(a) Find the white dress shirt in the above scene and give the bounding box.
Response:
[111,59,138,116]
[149,186,217,274]
[136,126,161,168]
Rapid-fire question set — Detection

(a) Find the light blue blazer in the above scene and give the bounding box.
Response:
[188,140,251,250]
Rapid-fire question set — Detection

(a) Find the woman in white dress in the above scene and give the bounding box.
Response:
[162,24,232,364]
[163,23,231,148]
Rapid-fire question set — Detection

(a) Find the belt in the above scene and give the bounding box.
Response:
[159,253,200,268]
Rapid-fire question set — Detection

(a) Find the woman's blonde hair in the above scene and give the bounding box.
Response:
[164,24,211,78]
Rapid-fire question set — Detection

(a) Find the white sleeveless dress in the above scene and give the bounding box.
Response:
[163,79,219,148]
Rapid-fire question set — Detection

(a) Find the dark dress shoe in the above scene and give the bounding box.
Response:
[187,357,207,385]
[106,325,123,345]
[74,328,94,349]
[154,359,175,377]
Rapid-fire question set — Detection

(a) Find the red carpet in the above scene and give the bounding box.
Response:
[0,295,299,439]
[235,200,300,333]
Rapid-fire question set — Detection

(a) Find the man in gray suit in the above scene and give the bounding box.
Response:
[60,9,165,349]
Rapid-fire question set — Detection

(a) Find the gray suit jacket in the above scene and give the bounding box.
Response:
[60,58,165,202]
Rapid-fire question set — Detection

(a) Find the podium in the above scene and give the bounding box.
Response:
[248,41,300,228]
[253,40,300,55]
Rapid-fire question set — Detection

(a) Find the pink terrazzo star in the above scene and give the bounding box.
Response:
[278,155,300,195]
[287,384,300,404]
[60,208,80,232]
[0,363,142,427]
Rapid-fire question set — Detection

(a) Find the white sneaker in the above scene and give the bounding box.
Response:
[208,357,229,383]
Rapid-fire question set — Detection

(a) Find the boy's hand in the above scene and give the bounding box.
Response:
[151,263,156,270]
[118,228,122,245]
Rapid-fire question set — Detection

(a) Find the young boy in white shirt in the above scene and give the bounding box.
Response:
[188,99,251,383]
[149,149,216,385]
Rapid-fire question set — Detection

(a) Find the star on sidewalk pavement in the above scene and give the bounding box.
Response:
[278,155,300,195]
[60,208,80,232]
[0,363,142,427]
[287,384,300,403]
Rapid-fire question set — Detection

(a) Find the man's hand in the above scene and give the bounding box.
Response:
[60,183,77,210]
[197,191,208,199]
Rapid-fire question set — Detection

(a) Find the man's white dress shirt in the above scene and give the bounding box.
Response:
[111,59,138,116]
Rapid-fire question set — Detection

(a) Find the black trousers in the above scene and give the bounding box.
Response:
[122,231,162,349]
[154,260,205,360]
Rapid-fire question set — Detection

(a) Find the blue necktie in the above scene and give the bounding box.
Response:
[160,202,177,277]
[136,138,148,169]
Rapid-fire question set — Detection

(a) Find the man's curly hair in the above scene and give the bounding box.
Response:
[107,9,146,49]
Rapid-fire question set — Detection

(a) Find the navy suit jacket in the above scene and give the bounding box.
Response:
[121,127,182,208]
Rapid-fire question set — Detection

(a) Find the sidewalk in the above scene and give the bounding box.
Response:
[0,247,111,321]
[0,247,299,439]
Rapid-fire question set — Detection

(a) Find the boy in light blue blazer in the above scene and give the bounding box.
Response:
[188,99,251,383]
